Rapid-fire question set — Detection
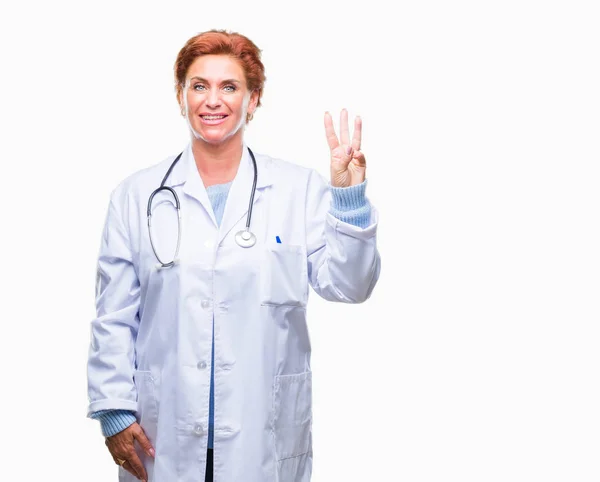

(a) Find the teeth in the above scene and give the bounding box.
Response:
[202,115,225,120]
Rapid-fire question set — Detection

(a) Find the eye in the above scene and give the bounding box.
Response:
[223,85,237,92]
[193,84,206,91]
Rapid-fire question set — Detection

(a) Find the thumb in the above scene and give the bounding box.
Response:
[133,425,155,458]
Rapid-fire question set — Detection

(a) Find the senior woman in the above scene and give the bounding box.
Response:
[87,29,381,482]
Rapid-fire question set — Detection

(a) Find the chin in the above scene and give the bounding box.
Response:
[191,124,243,145]
[201,130,232,143]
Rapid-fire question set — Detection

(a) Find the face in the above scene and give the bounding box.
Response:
[179,55,258,145]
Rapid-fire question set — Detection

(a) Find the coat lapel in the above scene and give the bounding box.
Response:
[166,143,217,226]
[165,142,273,241]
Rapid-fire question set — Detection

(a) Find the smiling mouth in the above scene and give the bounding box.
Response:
[198,114,229,126]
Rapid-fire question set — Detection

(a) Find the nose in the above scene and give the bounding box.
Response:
[206,88,221,109]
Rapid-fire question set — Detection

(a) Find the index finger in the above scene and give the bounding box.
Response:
[352,116,362,151]
[324,111,339,151]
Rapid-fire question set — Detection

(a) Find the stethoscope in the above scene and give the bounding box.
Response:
[147,147,258,268]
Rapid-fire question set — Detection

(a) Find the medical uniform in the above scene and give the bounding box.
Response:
[87,143,380,481]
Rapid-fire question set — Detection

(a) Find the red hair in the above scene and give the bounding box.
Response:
[174,29,266,122]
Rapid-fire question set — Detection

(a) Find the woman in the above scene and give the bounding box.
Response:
[87,29,380,482]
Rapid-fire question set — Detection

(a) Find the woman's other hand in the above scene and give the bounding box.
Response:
[105,422,155,481]
[325,109,366,188]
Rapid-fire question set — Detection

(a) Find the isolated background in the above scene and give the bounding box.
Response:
[1,0,599,480]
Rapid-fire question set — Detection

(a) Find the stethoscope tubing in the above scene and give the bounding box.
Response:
[147,147,258,268]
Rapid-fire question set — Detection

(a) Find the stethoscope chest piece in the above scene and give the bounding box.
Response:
[235,229,256,248]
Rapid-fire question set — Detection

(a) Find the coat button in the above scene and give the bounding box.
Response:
[201,299,211,309]
[193,424,204,436]
[197,361,207,369]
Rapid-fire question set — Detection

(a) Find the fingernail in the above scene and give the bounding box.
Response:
[148,448,155,457]
[346,146,352,155]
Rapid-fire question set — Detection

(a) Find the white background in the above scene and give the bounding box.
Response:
[1,0,599,480]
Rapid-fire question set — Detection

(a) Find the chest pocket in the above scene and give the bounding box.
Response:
[261,243,307,307]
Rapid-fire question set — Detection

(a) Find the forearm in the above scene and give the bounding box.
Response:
[307,171,380,303]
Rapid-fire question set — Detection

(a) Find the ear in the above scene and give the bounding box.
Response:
[247,89,259,115]
[177,88,185,115]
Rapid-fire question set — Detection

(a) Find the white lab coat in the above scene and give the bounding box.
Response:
[87,142,381,482]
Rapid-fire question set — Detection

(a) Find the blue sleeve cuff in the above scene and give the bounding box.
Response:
[90,409,137,437]
[328,180,371,228]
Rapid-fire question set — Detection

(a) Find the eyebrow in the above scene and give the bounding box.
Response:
[189,77,241,85]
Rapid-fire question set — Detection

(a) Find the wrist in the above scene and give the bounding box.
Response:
[329,180,368,211]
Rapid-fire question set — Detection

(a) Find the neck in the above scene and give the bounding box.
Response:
[191,134,245,187]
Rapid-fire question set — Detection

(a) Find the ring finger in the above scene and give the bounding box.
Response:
[121,460,142,480]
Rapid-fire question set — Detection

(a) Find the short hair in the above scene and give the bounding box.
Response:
[174,29,266,122]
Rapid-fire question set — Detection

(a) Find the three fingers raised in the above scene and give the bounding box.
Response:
[324,110,362,153]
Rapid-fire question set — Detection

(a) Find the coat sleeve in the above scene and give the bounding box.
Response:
[86,192,141,416]
[305,169,381,303]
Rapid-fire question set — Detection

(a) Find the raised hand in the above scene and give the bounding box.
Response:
[324,109,366,188]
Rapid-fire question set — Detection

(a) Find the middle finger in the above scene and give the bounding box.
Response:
[340,109,350,146]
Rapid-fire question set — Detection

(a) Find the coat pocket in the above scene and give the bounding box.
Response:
[272,371,312,460]
[261,244,307,307]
